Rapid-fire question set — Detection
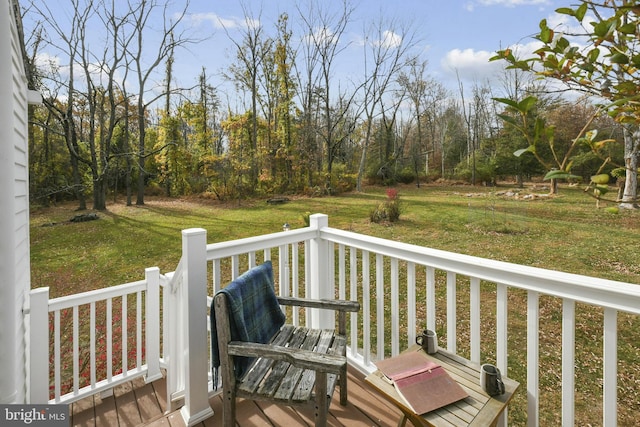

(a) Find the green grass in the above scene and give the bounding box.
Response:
[30,183,640,425]
[30,184,640,294]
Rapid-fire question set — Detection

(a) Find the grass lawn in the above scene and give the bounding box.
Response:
[30,183,640,425]
[30,183,640,295]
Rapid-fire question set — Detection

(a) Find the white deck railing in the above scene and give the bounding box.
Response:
[29,213,640,426]
[316,222,640,426]
[28,268,163,404]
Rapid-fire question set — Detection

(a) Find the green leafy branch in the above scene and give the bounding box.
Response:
[491,2,640,126]
[494,95,615,185]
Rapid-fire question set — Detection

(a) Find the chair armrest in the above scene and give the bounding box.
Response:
[227,342,346,375]
[277,296,360,313]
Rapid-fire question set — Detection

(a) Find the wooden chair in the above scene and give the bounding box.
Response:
[212,261,360,427]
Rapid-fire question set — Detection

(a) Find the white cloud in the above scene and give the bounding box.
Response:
[504,40,544,58]
[476,0,551,6]
[187,13,252,30]
[463,0,553,13]
[35,52,61,72]
[440,48,505,82]
[304,26,338,47]
[375,30,403,49]
[353,30,403,50]
[508,11,608,60]
[546,11,592,36]
[189,13,222,29]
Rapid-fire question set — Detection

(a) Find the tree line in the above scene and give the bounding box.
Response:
[22,0,638,210]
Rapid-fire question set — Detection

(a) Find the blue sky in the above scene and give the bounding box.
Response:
[173,0,567,96]
[26,0,572,103]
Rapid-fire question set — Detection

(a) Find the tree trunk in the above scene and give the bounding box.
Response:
[93,176,107,211]
[357,121,373,192]
[136,103,146,205]
[619,126,639,209]
[126,154,133,206]
[69,134,86,210]
[356,145,366,192]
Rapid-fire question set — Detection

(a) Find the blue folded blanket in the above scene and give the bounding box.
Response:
[211,261,286,383]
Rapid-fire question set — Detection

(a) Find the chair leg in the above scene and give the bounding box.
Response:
[339,363,348,406]
[222,387,236,427]
[315,372,328,427]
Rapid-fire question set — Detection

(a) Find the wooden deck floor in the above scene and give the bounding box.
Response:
[70,366,404,427]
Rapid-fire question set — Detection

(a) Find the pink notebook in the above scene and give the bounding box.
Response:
[375,351,468,415]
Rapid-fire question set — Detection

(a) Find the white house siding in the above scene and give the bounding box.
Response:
[0,0,31,404]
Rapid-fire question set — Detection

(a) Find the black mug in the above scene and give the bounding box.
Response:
[480,364,505,396]
[415,329,438,354]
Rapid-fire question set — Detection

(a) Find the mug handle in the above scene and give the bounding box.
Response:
[496,370,505,395]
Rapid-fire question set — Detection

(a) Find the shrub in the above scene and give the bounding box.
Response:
[396,167,416,184]
[453,163,496,185]
[370,188,402,223]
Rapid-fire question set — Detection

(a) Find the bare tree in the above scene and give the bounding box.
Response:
[82,0,141,210]
[292,5,323,187]
[129,0,193,205]
[377,92,407,180]
[398,59,428,181]
[255,13,297,189]
[297,0,355,191]
[223,3,271,190]
[29,0,194,209]
[471,82,499,185]
[457,79,500,186]
[398,59,449,183]
[355,15,419,191]
[29,0,93,210]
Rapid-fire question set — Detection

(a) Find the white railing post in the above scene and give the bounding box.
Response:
[470,277,481,364]
[29,287,50,404]
[362,250,371,365]
[164,267,184,413]
[561,298,575,427]
[496,283,509,427]
[528,291,541,427]
[446,272,457,353]
[390,258,399,357]
[406,261,416,352]
[145,267,162,383]
[180,228,214,426]
[309,214,332,329]
[376,254,385,359]
[278,244,290,298]
[426,267,436,331]
[603,308,617,427]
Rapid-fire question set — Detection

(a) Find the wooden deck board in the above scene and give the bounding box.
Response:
[256,401,309,426]
[71,365,404,426]
[131,377,164,422]
[93,390,118,427]
[71,393,96,427]
[113,381,144,426]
